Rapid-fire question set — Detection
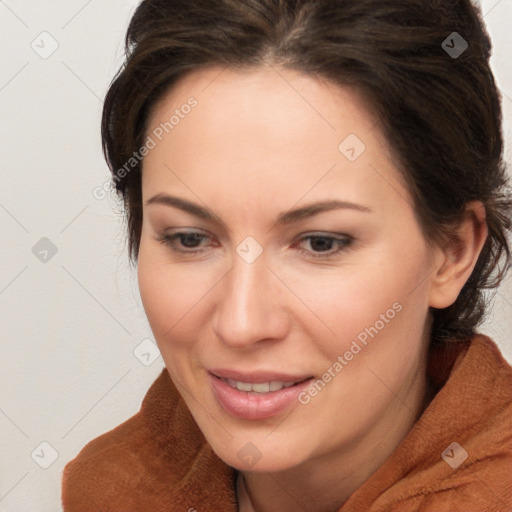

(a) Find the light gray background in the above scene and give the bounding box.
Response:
[0,1,511,511]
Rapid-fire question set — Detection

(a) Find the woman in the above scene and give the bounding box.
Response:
[61,0,512,510]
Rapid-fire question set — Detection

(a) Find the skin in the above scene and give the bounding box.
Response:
[137,64,488,512]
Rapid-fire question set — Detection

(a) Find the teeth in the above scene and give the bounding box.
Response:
[224,378,297,393]
[269,381,283,391]
[236,380,252,392]
[251,382,270,393]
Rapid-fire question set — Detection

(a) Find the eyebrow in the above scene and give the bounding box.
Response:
[145,193,372,226]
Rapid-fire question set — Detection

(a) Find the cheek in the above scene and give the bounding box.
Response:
[290,268,430,440]
[137,240,196,340]
[283,243,431,363]
[137,252,200,381]
[137,237,223,369]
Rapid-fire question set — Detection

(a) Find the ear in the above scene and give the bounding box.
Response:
[428,201,488,309]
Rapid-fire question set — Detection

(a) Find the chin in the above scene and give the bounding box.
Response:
[205,432,309,473]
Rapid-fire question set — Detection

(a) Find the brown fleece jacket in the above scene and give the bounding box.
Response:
[61,334,512,511]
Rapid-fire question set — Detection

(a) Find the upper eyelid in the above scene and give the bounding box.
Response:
[162,229,350,240]
[163,230,351,249]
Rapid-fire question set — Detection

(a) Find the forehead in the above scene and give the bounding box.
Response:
[142,64,411,216]
[147,64,379,145]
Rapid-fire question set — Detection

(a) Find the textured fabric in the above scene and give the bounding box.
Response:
[61,334,512,511]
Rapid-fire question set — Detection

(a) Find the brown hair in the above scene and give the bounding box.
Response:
[101,0,512,345]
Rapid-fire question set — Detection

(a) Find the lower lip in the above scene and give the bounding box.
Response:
[209,373,314,420]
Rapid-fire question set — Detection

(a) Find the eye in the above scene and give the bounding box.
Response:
[154,230,214,255]
[154,230,353,259]
[293,233,353,259]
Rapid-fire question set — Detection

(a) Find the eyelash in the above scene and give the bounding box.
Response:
[154,231,353,259]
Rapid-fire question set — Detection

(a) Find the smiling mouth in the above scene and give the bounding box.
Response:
[209,373,315,420]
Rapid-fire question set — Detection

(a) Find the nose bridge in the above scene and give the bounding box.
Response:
[213,248,287,347]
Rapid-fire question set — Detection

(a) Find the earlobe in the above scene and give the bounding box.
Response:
[428,201,488,309]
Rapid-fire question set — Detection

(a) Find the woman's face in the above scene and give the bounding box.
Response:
[138,65,438,472]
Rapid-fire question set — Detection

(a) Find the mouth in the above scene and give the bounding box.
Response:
[208,371,314,420]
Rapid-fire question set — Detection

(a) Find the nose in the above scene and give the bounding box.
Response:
[212,250,290,349]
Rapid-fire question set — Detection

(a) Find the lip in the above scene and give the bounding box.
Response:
[209,372,314,420]
[208,368,312,383]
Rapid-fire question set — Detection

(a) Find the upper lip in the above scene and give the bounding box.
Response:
[209,369,313,383]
